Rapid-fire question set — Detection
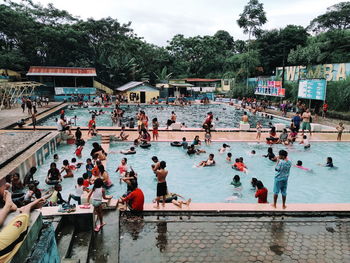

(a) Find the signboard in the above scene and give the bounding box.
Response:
[54,87,96,95]
[255,80,285,97]
[298,79,326,101]
[276,63,349,82]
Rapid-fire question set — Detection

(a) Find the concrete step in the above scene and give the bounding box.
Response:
[88,211,120,263]
[56,224,75,260]
[70,230,92,263]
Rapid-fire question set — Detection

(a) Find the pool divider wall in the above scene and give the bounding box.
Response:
[0,131,61,182]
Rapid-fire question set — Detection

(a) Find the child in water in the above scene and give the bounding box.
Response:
[226,152,232,162]
[197,154,216,167]
[294,160,311,171]
[300,135,311,149]
[319,157,334,168]
[219,144,230,153]
[232,158,248,173]
[231,175,242,188]
[61,160,74,178]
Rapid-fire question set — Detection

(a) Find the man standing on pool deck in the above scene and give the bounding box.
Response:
[301,109,312,136]
[272,150,291,209]
[155,161,168,208]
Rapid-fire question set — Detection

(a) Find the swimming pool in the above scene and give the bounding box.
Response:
[34,141,350,204]
[37,104,289,128]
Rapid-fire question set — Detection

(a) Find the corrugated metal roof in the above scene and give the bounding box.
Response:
[169,83,194,87]
[184,78,221,82]
[26,66,97,77]
[116,81,158,91]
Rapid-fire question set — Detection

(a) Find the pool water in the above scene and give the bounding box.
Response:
[37,104,289,128]
[35,140,350,204]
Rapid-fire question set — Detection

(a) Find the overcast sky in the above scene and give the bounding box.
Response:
[6,0,344,46]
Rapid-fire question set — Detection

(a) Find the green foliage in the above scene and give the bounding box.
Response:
[308,2,350,33]
[237,0,267,39]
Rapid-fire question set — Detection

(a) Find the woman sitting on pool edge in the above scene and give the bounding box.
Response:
[266,127,279,144]
[197,153,215,167]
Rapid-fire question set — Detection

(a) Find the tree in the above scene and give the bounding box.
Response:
[237,0,267,39]
[308,2,350,33]
[254,25,308,74]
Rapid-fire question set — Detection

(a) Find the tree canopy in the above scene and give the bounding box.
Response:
[0,0,349,88]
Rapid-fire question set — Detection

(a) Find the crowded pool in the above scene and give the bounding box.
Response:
[33,140,350,204]
[37,104,289,128]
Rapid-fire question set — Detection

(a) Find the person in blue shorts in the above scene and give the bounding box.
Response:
[272,149,291,209]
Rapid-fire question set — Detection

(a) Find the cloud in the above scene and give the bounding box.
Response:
[7,0,345,46]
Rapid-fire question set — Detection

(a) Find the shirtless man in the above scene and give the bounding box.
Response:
[241,112,249,123]
[301,108,312,136]
[155,161,168,208]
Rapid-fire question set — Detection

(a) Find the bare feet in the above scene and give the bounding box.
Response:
[271,204,277,208]
[186,198,192,206]
[153,205,160,209]
[3,191,17,212]
[283,205,287,209]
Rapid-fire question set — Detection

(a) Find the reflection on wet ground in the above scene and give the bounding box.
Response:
[119,216,350,263]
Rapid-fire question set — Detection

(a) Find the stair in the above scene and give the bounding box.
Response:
[88,211,120,263]
[70,230,92,263]
[56,224,75,260]
[101,135,110,145]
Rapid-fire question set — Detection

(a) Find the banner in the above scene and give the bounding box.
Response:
[54,87,96,95]
[298,79,326,100]
[255,80,285,97]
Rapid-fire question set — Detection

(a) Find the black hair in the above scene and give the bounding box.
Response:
[279,149,288,157]
[303,135,307,139]
[71,158,76,163]
[233,175,240,182]
[77,177,84,185]
[268,147,273,154]
[239,157,243,162]
[235,158,240,162]
[98,164,105,173]
[50,162,57,168]
[209,154,214,158]
[87,158,92,163]
[153,118,157,122]
[227,152,232,157]
[93,178,103,189]
[82,173,88,179]
[182,137,186,141]
[130,147,135,151]
[297,160,303,166]
[327,157,333,163]
[152,156,158,162]
[256,180,264,189]
[122,158,127,163]
[63,159,69,166]
[251,150,256,154]
[160,161,166,169]
[30,167,37,174]
[251,178,258,187]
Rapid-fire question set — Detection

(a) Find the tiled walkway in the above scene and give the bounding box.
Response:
[120,216,350,263]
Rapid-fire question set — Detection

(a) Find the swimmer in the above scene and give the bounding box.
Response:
[318,157,334,168]
[294,160,311,171]
[53,154,59,162]
[300,135,311,149]
[197,154,216,167]
[120,147,136,155]
[251,178,258,190]
[61,160,74,178]
[231,175,242,187]
[226,152,232,162]
[250,150,256,156]
[219,143,230,154]
[262,147,277,162]
[232,158,248,173]
[116,158,128,177]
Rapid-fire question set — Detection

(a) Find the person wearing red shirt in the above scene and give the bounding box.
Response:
[255,180,268,203]
[322,101,328,118]
[119,182,144,214]
[88,115,96,136]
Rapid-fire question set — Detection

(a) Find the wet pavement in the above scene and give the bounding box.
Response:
[120,216,350,263]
